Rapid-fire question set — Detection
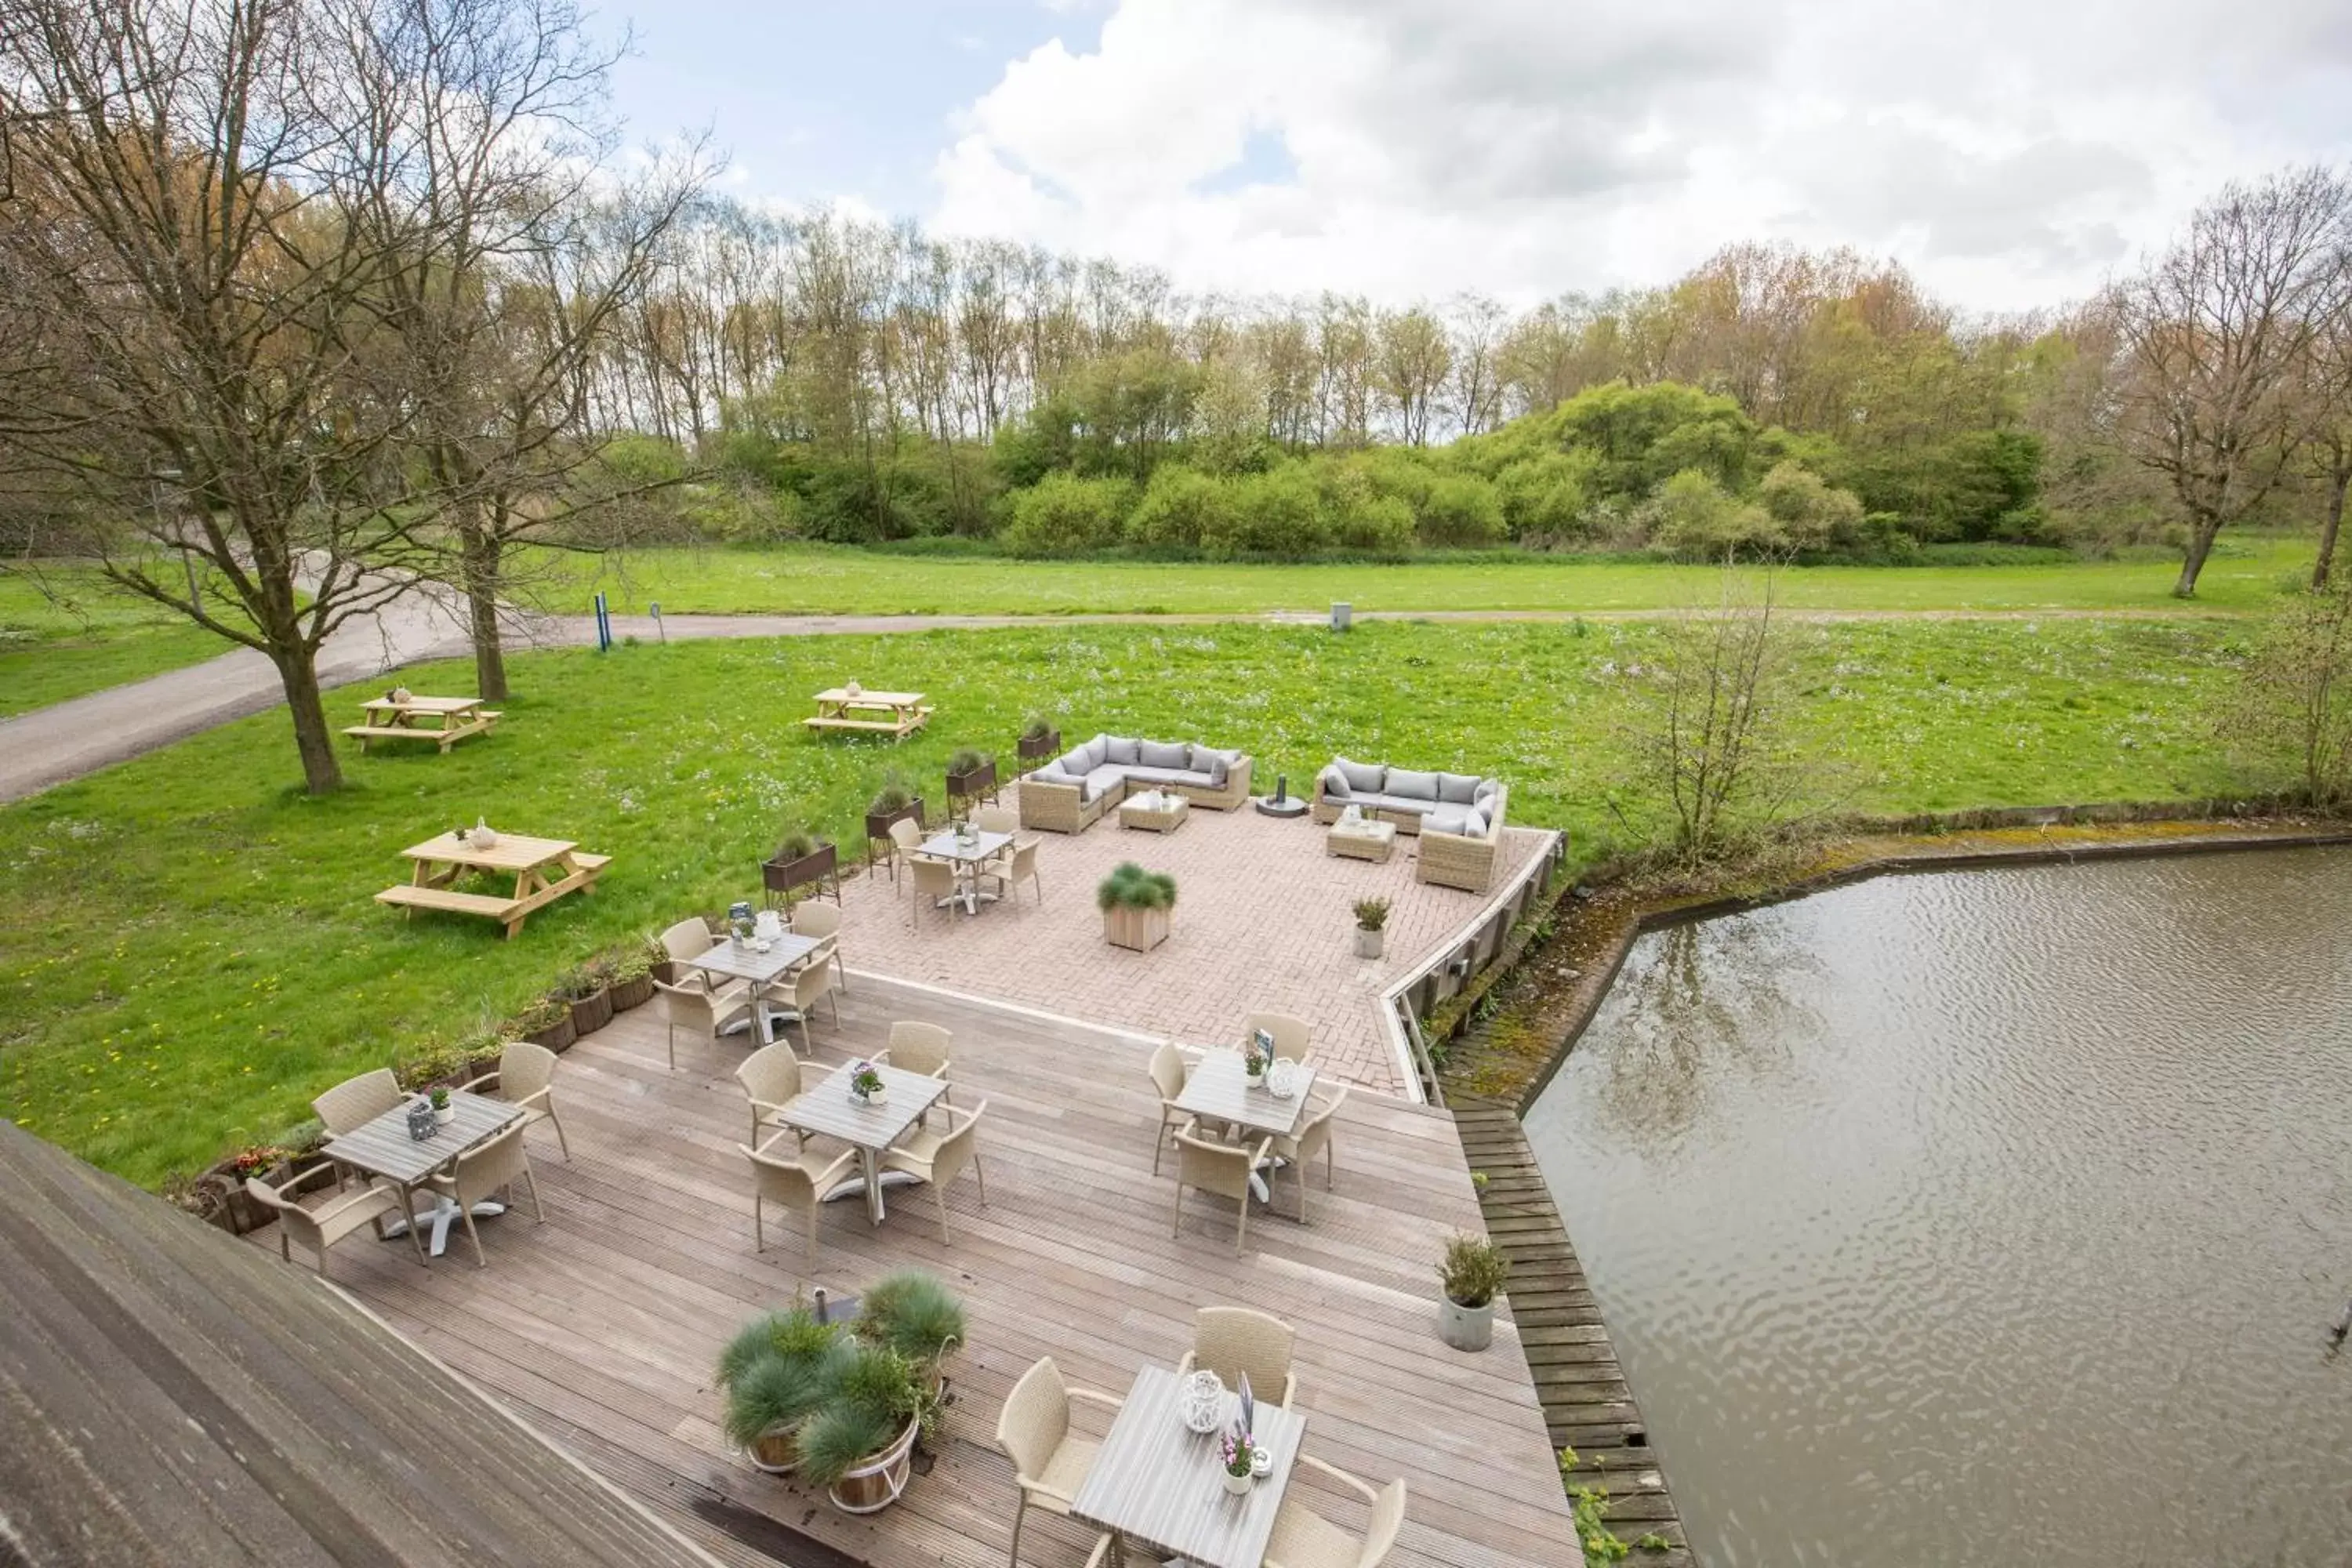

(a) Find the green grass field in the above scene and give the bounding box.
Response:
[0,615,2262,1187]
[546,536,2310,619]
[0,567,239,717]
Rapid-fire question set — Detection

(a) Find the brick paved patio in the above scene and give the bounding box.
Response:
[828,786,1548,1094]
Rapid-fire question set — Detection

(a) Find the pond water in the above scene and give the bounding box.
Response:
[1522,848,2352,1567]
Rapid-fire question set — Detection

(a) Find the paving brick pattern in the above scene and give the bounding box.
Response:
[829,785,1547,1094]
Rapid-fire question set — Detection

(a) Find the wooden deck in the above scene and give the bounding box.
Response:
[252,984,1585,1568]
[1454,1104,1692,1565]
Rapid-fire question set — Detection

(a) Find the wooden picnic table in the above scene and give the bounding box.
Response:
[375,831,608,939]
[804,687,931,740]
[344,694,501,754]
[1070,1363,1309,1568]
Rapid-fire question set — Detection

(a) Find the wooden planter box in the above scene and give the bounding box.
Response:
[945,759,997,808]
[866,799,925,866]
[1103,904,1171,953]
[746,1425,800,1475]
[826,1415,920,1515]
[610,971,655,1011]
[521,1011,577,1054]
[567,985,614,1038]
[1017,729,1062,761]
[764,840,840,905]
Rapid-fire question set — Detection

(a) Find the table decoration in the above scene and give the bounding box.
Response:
[848,1059,887,1108]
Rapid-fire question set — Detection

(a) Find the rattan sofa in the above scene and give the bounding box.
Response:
[1017,734,1254,833]
[1312,757,1508,891]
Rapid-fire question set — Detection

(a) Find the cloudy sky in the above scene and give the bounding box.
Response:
[611,0,2352,313]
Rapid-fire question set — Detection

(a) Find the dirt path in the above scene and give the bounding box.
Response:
[0,597,2222,804]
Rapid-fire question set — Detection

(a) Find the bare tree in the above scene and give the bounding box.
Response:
[2227,579,2352,803]
[2303,307,2352,589]
[2108,165,2352,597]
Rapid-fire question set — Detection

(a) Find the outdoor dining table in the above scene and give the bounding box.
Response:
[376,830,609,939]
[916,827,1014,913]
[1069,1363,1309,1568]
[318,1090,525,1265]
[343,693,500,754]
[1174,1050,1318,1203]
[681,932,821,1040]
[771,1062,949,1225]
[803,687,932,739]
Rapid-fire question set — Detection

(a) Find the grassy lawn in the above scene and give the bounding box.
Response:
[543,535,2310,619]
[0,565,242,717]
[0,615,2257,1188]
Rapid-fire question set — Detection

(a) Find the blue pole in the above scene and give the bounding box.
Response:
[593,591,611,652]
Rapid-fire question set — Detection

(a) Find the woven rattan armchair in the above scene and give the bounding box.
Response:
[422,1125,546,1269]
[659,916,718,964]
[1244,1011,1314,1064]
[741,1135,858,1263]
[312,1068,402,1134]
[1262,1457,1407,1568]
[245,1163,404,1280]
[880,1098,988,1243]
[1176,1305,1299,1410]
[908,857,960,931]
[878,1020,952,1108]
[457,1040,570,1161]
[737,1042,815,1149]
[652,968,752,1068]
[1171,1120,1273,1254]
[995,1356,1123,1568]
[1272,1084,1348,1221]
[787,899,846,992]
[1146,1040,1192,1175]
[777,955,840,1053]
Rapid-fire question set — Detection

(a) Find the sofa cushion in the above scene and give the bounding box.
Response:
[1427,805,1485,837]
[1105,735,1141,765]
[1437,772,1480,804]
[1374,793,1439,815]
[1335,757,1385,794]
[1083,765,1127,801]
[1319,765,1352,800]
[1387,768,1439,801]
[1030,765,1080,789]
[1057,745,1091,778]
[1138,739,1189,770]
[1125,765,1207,788]
[1187,745,1230,789]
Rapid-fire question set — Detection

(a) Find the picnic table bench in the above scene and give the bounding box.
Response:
[804,688,931,740]
[376,833,608,938]
[344,695,501,754]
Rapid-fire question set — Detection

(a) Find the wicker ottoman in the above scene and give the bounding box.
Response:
[1117,790,1190,833]
[1326,818,1396,862]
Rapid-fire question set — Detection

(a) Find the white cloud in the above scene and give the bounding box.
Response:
[927,0,2352,312]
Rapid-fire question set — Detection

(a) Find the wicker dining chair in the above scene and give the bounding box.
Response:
[312,1067,403,1134]
[1244,1011,1314,1064]
[992,839,1043,906]
[659,916,719,964]
[652,969,752,1069]
[741,1135,858,1264]
[995,1356,1123,1568]
[974,805,1019,835]
[422,1125,546,1269]
[1176,1305,1300,1410]
[880,1098,988,1243]
[879,1020,952,1101]
[1171,1120,1273,1254]
[908,857,961,931]
[457,1040,570,1161]
[1146,1040,1192,1175]
[887,816,940,880]
[777,955,840,1054]
[1261,1457,1407,1568]
[787,899,847,993]
[736,1042,814,1149]
[244,1164,404,1280]
[1272,1084,1348,1221]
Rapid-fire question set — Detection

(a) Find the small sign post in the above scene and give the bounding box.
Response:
[593,590,612,652]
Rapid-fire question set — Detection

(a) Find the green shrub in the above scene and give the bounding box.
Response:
[1225,466,1331,556]
[1439,1232,1510,1308]
[1415,474,1506,547]
[1097,861,1178,911]
[1640,468,1780,558]
[1124,465,1237,549]
[856,1271,967,1367]
[1001,472,1136,555]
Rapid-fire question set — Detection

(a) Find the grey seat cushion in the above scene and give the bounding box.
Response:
[1373,793,1439,815]
[1187,744,1236,788]
[1105,735,1142,765]
[1082,765,1127,801]
[1386,768,1440,801]
[1139,739,1192,771]
[1030,765,1080,788]
[1124,765,1207,788]
[1334,757,1385,794]
[1426,805,1486,837]
[1437,772,1481,804]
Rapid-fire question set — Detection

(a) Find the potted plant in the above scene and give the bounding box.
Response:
[1242,1029,1273,1088]
[1016,713,1062,760]
[429,1086,455,1125]
[1352,895,1392,960]
[1219,1425,1259,1496]
[800,1343,942,1515]
[1438,1232,1510,1352]
[639,929,677,986]
[944,747,997,811]
[856,1271,967,1394]
[608,947,656,1012]
[509,993,575,1054]
[763,829,839,905]
[848,1059,887,1108]
[864,769,924,858]
[718,1305,856,1475]
[557,960,615,1038]
[213,1144,290,1233]
[1098,862,1178,953]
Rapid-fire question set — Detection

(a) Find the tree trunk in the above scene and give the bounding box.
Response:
[459,519,510,702]
[2173,518,2222,598]
[2315,468,2347,591]
[272,644,344,795]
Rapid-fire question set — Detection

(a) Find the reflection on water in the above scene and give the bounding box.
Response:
[1523,848,2352,1568]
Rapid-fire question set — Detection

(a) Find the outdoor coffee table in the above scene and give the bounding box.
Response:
[1118,790,1189,833]
[1326,816,1396,862]
[343,694,501,754]
[318,1090,525,1265]
[1070,1363,1308,1568]
[1174,1050,1317,1203]
[376,831,609,938]
[917,827,1013,913]
[773,1063,951,1225]
[682,933,822,1040]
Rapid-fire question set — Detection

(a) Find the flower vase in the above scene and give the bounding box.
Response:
[1222,1469,1253,1497]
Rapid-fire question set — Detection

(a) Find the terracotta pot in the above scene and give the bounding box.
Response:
[523,1011,577,1054]
[825,1416,920,1515]
[1017,728,1062,760]
[1103,903,1171,953]
[609,972,655,1011]
[746,1425,800,1475]
[567,985,614,1037]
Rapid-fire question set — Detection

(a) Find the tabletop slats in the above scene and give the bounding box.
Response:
[774,1063,947,1152]
[1175,1051,1316,1139]
[321,1091,524,1186]
[1072,1363,1307,1568]
[682,934,820,985]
